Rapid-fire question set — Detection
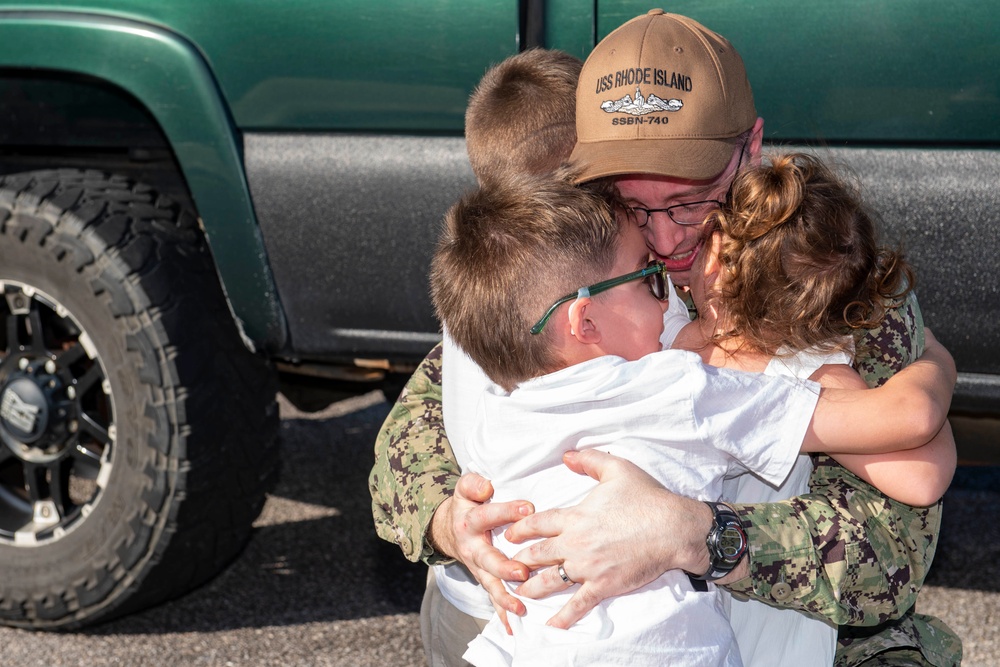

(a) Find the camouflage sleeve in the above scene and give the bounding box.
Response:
[727,460,942,625]
[854,291,925,389]
[369,342,460,565]
[727,292,940,625]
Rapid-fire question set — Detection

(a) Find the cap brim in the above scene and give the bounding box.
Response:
[569,137,738,183]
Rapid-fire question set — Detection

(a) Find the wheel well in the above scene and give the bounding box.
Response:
[0,69,194,209]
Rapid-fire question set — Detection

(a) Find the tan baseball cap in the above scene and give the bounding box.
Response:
[570,9,756,182]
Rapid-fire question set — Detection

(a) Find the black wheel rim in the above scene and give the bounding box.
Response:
[0,280,114,546]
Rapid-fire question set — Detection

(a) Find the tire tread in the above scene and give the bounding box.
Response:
[0,169,279,629]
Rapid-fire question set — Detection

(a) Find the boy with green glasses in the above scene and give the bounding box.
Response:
[429,170,954,666]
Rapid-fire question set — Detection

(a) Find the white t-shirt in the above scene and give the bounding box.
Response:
[437,277,692,619]
[722,346,852,667]
[459,351,821,667]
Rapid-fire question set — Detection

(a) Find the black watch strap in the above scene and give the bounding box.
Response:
[692,501,748,582]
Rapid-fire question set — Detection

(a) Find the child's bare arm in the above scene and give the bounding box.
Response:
[806,361,957,506]
[831,421,956,506]
[800,329,955,455]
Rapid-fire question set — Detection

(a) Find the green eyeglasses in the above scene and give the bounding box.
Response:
[529,260,669,335]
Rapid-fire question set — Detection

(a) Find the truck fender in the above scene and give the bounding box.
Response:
[0,10,286,349]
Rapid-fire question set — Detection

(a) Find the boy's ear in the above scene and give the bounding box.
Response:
[567,296,601,344]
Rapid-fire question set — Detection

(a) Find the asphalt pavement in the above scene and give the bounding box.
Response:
[0,391,996,666]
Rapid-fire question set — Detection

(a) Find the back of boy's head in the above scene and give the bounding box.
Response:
[712,152,913,356]
[431,171,620,391]
[466,49,582,183]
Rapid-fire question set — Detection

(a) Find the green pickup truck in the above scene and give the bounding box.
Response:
[0,1,996,630]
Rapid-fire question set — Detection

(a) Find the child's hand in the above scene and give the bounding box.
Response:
[431,474,533,621]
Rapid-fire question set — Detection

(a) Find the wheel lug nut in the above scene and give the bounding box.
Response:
[67,386,77,400]
[45,360,56,374]
[68,420,78,433]
[18,357,29,370]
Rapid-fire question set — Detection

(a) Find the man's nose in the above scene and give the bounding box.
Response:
[642,214,688,255]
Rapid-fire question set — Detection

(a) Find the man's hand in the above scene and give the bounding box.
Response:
[429,472,535,623]
[504,449,713,629]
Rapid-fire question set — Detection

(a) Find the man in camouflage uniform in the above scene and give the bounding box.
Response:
[371,10,961,666]
[372,296,960,665]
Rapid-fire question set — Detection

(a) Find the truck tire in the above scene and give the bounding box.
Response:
[0,169,279,629]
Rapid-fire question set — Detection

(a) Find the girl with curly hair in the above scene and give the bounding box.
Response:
[673,152,955,666]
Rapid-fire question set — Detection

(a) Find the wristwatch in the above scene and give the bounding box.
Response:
[692,501,748,581]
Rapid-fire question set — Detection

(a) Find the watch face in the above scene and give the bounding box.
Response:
[718,525,746,562]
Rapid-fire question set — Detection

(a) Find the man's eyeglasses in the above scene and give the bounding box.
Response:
[626,199,725,227]
[625,134,751,228]
[529,260,668,335]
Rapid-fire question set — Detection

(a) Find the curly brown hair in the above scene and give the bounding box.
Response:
[709,152,914,360]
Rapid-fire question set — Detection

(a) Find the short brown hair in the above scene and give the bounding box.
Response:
[710,152,914,359]
[431,172,621,390]
[465,49,582,183]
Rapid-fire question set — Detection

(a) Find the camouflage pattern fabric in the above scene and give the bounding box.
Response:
[369,342,459,564]
[368,293,961,665]
[854,292,926,390]
[838,609,962,667]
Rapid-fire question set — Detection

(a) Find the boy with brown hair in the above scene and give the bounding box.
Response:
[423,48,610,667]
[432,171,621,392]
[430,171,954,666]
[464,48,582,182]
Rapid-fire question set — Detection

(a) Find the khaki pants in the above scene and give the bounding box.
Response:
[420,567,490,667]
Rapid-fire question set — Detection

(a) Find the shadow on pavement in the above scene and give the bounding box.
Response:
[87,398,427,635]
